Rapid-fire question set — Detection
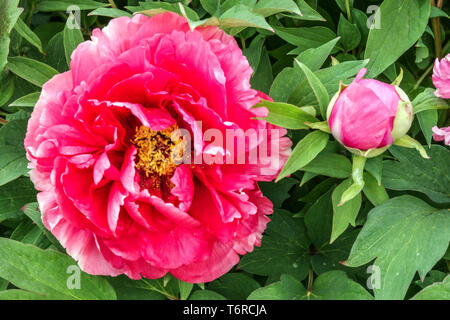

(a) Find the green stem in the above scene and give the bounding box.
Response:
[307,268,314,295]
[414,63,434,91]
[338,154,366,206]
[108,0,117,9]
[431,0,443,59]
[345,0,352,23]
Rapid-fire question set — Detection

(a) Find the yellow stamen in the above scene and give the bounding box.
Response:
[132,125,184,177]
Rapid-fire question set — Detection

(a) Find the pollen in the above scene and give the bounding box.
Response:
[132,125,184,177]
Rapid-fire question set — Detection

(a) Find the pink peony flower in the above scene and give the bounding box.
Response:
[327,68,413,157]
[24,13,291,283]
[432,55,450,99]
[432,126,450,146]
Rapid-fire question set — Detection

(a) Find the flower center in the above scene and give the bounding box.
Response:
[132,125,184,177]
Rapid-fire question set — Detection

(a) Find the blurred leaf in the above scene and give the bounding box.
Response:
[364,0,431,77]
[7,57,58,87]
[345,196,450,299]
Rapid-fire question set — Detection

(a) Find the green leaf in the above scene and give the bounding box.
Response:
[250,47,272,93]
[309,270,373,300]
[287,0,324,21]
[294,60,330,118]
[301,152,352,179]
[0,178,36,221]
[382,145,450,203]
[219,5,273,31]
[362,172,389,206]
[305,190,359,275]
[0,0,22,72]
[0,289,51,300]
[0,145,28,187]
[14,17,44,54]
[296,37,341,71]
[255,100,318,129]
[254,0,302,17]
[189,290,226,300]
[7,57,58,87]
[63,19,84,66]
[200,0,220,15]
[178,280,194,300]
[259,178,297,208]
[364,0,431,77]
[22,203,64,251]
[417,109,438,148]
[411,276,450,300]
[412,88,449,114]
[0,238,117,299]
[0,75,14,107]
[9,92,40,108]
[88,8,132,18]
[345,196,450,300]
[247,274,306,300]
[239,210,311,281]
[331,178,362,244]
[289,60,369,107]
[36,0,108,12]
[337,14,360,51]
[275,26,337,53]
[365,155,383,185]
[107,276,167,300]
[277,130,329,181]
[208,273,260,300]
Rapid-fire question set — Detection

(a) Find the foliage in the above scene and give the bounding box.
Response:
[0,0,448,300]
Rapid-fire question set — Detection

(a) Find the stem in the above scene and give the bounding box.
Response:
[345,0,352,23]
[108,0,117,9]
[240,36,246,50]
[431,0,443,59]
[307,268,314,295]
[414,63,434,91]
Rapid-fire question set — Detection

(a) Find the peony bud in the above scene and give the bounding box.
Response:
[327,68,413,158]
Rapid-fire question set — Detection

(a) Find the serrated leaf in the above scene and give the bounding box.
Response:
[345,196,450,300]
[364,0,431,77]
[7,57,58,87]
[277,130,329,181]
[0,238,117,299]
[383,145,450,203]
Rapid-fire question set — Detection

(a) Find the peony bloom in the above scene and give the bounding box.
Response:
[24,13,291,283]
[432,55,450,99]
[327,68,413,157]
[432,126,450,146]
